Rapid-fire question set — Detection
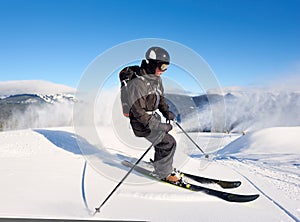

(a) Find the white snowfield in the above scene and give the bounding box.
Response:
[0,126,299,221]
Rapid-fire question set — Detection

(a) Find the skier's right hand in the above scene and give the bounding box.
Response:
[158,123,173,133]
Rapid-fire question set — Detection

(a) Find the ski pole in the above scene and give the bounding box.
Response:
[93,140,157,215]
[174,121,209,158]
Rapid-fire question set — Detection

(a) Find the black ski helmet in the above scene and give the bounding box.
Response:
[145,46,170,64]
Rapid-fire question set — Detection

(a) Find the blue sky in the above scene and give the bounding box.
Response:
[0,0,299,91]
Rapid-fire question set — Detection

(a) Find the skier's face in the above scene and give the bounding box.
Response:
[155,63,169,76]
[155,67,164,76]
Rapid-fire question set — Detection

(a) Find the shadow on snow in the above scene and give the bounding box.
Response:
[34,129,133,168]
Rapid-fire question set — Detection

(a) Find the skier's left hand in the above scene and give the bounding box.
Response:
[164,111,175,121]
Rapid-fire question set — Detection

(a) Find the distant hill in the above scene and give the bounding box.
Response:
[0,80,75,98]
[1,81,299,133]
[0,80,76,130]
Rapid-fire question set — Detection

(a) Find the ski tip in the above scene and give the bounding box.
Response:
[253,194,260,199]
[231,193,260,202]
[247,194,260,202]
[236,181,242,187]
[218,181,242,189]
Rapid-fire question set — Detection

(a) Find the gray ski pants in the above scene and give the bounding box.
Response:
[146,132,176,179]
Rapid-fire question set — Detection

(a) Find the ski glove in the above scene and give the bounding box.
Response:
[158,123,173,133]
[163,111,176,121]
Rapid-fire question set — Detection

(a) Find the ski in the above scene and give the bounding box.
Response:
[144,160,241,189]
[122,160,259,203]
[181,172,241,189]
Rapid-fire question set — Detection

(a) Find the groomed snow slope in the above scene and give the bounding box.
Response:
[0,127,299,221]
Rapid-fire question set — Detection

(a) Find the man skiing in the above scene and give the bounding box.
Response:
[125,46,181,183]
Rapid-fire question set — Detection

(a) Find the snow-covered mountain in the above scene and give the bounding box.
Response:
[179,87,300,133]
[0,80,75,98]
[1,80,300,134]
[0,80,76,130]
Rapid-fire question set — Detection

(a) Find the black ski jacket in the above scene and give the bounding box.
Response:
[128,60,169,137]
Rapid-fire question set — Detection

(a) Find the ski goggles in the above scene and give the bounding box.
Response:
[158,63,169,72]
